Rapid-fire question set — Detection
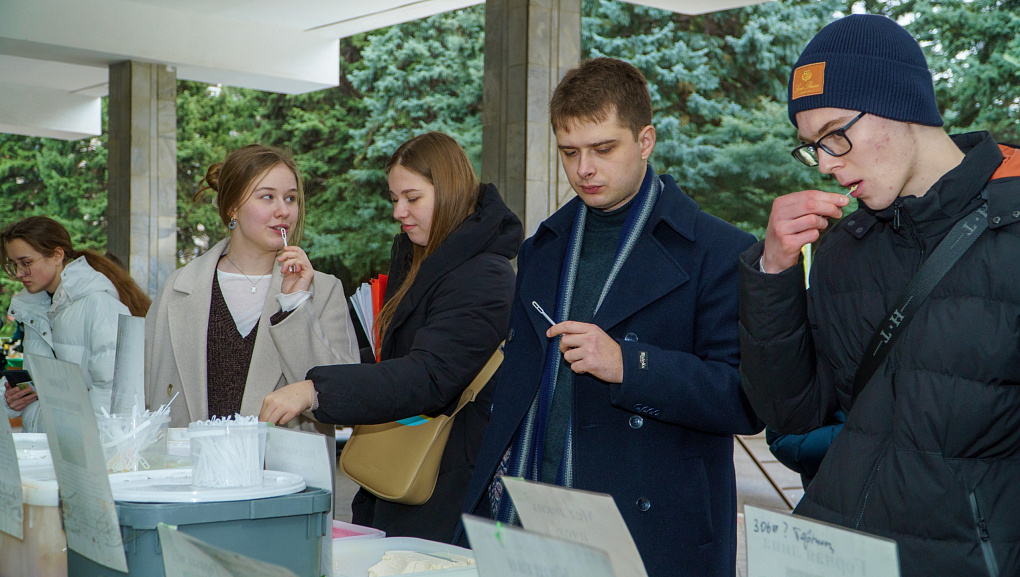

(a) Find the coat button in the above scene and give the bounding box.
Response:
[993,216,1001,224]
[629,415,644,429]
[636,498,651,512]
[167,384,174,397]
[507,328,515,342]
[1013,211,1020,218]
[846,220,855,227]
[624,332,638,342]
[855,227,864,234]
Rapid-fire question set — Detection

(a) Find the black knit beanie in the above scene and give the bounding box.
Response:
[788,14,942,128]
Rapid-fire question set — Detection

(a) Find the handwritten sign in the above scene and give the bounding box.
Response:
[0,414,24,539]
[462,515,616,577]
[29,353,127,573]
[744,505,900,577]
[265,426,334,576]
[500,477,647,577]
[158,523,299,577]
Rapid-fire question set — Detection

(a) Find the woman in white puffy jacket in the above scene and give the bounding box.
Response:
[2,216,150,432]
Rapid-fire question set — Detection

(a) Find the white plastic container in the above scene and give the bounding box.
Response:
[14,432,54,474]
[166,427,191,468]
[188,420,267,488]
[98,413,170,472]
[333,520,386,542]
[13,432,49,451]
[333,537,478,577]
[0,468,67,577]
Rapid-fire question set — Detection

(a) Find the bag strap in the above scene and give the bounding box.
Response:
[452,342,505,415]
[851,197,989,409]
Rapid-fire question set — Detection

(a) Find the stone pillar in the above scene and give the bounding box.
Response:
[107,61,177,298]
[482,0,581,237]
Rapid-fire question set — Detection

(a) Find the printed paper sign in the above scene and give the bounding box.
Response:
[265,426,334,576]
[0,415,24,539]
[744,505,900,577]
[110,315,146,415]
[29,353,127,573]
[462,515,616,577]
[500,476,647,577]
[158,524,299,577]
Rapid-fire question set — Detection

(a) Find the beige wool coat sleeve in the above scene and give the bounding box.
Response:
[144,238,359,430]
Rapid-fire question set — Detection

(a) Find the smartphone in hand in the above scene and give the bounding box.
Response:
[3,369,33,391]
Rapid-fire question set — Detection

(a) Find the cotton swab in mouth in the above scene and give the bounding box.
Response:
[845,183,859,197]
[280,228,294,272]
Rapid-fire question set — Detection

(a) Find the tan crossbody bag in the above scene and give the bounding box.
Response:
[339,343,504,505]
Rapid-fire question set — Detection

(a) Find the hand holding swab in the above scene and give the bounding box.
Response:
[280,228,294,273]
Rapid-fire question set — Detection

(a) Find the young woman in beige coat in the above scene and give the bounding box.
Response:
[145,144,359,430]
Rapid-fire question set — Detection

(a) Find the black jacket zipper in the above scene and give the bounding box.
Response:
[892,201,926,272]
[969,491,999,577]
[852,443,889,529]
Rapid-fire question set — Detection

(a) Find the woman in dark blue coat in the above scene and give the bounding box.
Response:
[262,132,522,542]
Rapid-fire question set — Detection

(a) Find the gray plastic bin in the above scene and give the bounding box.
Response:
[66,488,330,577]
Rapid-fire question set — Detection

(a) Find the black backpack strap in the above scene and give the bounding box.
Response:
[851,198,989,409]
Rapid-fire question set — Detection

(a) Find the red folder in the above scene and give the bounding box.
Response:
[370,275,388,361]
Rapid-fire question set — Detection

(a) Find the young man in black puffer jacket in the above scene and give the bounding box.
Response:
[739,14,1020,577]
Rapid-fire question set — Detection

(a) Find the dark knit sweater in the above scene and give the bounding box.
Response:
[540,198,632,483]
[206,272,258,419]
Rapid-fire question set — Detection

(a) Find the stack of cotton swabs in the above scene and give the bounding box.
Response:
[98,393,176,473]
[187,414,268,488]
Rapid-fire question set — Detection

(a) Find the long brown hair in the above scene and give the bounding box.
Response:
[0,216,151,316]
[375,132,480,346]
[194,144,306,244]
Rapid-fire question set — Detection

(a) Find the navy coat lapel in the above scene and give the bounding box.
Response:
[593,176,697,332]
[593,230,687,331]
[518,205,575,343]
[518,242,567,343]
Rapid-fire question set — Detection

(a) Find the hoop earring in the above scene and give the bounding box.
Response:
[228,218,237,230]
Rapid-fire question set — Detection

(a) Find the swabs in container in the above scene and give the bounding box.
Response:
[188,414,267,488]
[98,393,177,472]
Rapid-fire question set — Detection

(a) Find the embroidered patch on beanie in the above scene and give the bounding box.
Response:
[791,62,825,100]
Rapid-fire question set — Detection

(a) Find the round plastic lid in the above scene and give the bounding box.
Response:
[108,468,305,503]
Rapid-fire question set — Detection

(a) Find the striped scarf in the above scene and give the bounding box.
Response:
[491,165,662,524]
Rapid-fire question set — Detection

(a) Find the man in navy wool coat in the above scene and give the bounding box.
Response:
[458,57,763,577]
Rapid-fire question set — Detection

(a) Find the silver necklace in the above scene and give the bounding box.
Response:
[223,254,272,294]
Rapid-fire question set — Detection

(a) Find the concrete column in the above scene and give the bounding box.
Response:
[107,61,177,298]
[482,0,581,237]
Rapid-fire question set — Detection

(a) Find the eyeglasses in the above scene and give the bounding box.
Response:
[3,258,36,278]
[791,111,867,167]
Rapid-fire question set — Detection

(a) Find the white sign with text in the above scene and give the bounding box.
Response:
[29,353,127,573]
[264,426,334,576]
[744,505,900,577]
[500,476,647,577]
[158,524,299,577]
[110,315,146,415]
[462,515,616,577]
[0,414,24,539]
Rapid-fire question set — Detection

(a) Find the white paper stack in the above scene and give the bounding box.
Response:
[349,283,375,351]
